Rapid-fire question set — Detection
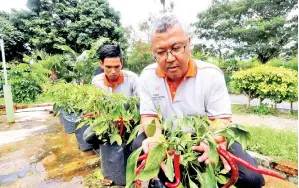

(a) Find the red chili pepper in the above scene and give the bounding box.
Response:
[227,152,285,180]
[80,113,94,118]
[165,153,181,188]
[135,159,146,187]
[137,154,148,162]
[217,147,239,188]
[119,117,124,136]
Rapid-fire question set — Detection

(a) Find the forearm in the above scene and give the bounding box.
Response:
[209,117,232,129]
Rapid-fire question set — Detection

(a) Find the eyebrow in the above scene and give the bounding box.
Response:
[105,65,121,68]
[156,42,185,50]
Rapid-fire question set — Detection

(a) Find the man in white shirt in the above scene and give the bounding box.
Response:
[132,14,264,188]
[92,44,139,96]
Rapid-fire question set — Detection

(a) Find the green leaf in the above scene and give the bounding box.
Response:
[126,147,143,188]
[201,164,217,188]
[94,123,109,136]
[165,157,174,182]
[162,119,171,130]
[216,174,228,185]
[207,136,219,167]
[111,132,122,145]
[145,120,156,137]
[136,144,166,181]
[127,125,141,144]
[230,125,250,150]
[76,121,85,130]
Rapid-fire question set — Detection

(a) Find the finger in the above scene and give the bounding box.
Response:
[205,159,215,165]
[198,151,209,163]
[142,141,149,154]
[214,135,226,144]
[219,155,231,171]
[192,145,204,152]
[192,142,208,152]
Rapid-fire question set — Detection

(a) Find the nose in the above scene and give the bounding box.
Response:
[166,51,176,62]
[111,68,116,74]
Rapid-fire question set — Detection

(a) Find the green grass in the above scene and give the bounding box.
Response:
[232,104,298,119]
[246,125,298,162]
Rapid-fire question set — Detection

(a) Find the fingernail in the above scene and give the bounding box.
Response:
[225,165,231,171]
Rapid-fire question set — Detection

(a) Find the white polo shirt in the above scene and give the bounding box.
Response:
[139,59,231,120]
[92,70,139,97]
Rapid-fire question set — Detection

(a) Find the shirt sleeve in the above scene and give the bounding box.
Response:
[139,73,158,115]
[132,74,140,97]
[205,69,232,118]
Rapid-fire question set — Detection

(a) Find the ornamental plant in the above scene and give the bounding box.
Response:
[230,65,298,108]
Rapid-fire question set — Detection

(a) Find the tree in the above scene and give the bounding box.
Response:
[10,0,128,56]
[126,41,154,74]
[0,11,29,62]
[193,0,298,63]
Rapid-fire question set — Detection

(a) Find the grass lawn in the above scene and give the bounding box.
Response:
[245,125,298,162]
[232,104,298,119]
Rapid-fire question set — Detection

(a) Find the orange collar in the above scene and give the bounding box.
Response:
[156,59,197,78]
[104,71,124,89]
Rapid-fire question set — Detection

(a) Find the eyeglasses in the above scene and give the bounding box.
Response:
[154,42,188,61]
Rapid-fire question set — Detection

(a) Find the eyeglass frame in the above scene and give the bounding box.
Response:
[153,40,189,61]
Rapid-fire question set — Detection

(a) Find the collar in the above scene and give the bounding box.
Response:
[104,71,124,88]
[156,59,197,78]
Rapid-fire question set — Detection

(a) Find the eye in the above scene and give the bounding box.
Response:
[172,46,182,52]
[157,51,166,56]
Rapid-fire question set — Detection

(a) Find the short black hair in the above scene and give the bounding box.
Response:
[99,45,123,63]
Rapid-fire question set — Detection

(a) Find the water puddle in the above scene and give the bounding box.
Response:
[0,111,100,187]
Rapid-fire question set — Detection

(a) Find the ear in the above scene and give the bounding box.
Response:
[99,61,104,68]
[188,36,191,45]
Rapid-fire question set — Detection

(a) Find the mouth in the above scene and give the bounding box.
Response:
[167,65,179,72]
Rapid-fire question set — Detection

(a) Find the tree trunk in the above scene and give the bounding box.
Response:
[50,66,58,81]
[247,92,251,108]
[290,102,293,113]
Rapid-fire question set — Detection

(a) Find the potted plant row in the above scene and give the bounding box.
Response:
[78,88,140,186]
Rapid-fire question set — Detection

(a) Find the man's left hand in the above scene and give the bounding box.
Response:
[192,135,231,171]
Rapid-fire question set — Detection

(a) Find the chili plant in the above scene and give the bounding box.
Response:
[126,115,284,188]
[78,89,140,145]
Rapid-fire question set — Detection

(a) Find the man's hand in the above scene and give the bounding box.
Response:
[141,136,160,154]
[191,136,231,171]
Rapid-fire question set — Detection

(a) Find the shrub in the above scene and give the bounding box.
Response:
[7,63,50,103]
[267,56,298,71]
[230,65,298,107]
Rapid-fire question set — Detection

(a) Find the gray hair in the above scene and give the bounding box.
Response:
[150,13,189,41]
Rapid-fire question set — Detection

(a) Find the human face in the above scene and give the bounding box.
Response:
[100,57,122,82]
[151,24,191,81]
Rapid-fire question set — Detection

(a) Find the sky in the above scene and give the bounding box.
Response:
[0,0,212,40]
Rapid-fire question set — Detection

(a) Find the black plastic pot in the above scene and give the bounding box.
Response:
[100,143,131,186]
[75,123,94,151]
[61,111,81,134]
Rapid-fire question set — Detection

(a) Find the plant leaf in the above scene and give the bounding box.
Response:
[136,144,166,181]
[201,164,217,188]
[125,147,143,188]
[127,125,141,144]
[165,157,174,182]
